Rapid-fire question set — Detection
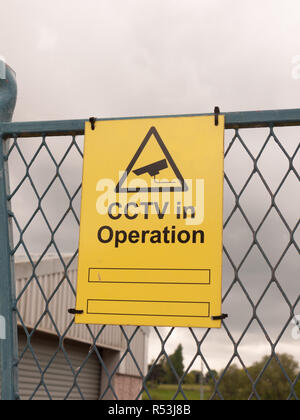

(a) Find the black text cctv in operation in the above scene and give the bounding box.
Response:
[96,202,205,248]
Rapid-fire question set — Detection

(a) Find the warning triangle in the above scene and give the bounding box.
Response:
[116,126,188,193]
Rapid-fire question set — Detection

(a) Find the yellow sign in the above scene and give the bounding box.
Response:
[75,115,225,328]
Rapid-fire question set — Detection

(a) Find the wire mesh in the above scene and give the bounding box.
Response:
[0,117,299,400]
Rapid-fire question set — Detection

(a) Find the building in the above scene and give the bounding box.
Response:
[13,255,149,400]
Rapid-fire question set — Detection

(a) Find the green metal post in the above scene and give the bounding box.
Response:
[0,60,17,122]
[0,59,18,400]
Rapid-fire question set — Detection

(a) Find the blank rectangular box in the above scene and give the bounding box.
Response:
[87,300,210,318]
[88,268,210,285]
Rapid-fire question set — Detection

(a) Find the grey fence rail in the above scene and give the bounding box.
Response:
[0,109,299,400]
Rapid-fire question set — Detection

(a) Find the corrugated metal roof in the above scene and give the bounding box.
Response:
[15,255,149,376]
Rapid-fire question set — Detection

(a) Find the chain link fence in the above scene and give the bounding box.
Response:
[0,111,299,400]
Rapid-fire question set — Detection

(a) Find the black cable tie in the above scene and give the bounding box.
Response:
[211,314,228,321]
[89,117,97,131]
[214,106,220,126]
[68,309,84,315]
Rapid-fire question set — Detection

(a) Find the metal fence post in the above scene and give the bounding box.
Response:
[0,59,18,400]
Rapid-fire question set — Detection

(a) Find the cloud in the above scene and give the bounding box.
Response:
[36,25,58,52]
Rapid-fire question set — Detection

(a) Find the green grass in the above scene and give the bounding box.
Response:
[142,384,211,400]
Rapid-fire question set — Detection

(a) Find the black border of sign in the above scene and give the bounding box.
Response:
[88,267,211,285]
[86,300,210,318]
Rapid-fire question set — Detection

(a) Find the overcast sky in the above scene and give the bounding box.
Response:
[1,0,300,121]
[1,0,299,373]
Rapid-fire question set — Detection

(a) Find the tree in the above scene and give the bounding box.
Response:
[218,365,251,400]
[205,370,218,386]
[249,354,299,400]
[218,353,300,400]
[147,358,167,385]
[183,370,201,385]
[163,344,185,384]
